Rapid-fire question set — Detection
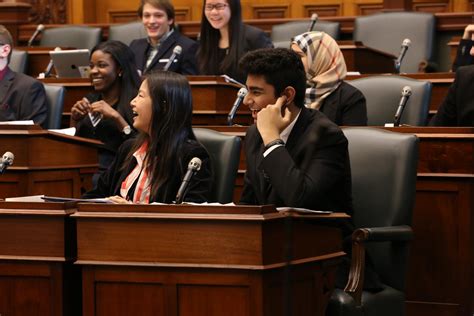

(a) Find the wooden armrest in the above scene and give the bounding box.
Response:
[343,225,413,305]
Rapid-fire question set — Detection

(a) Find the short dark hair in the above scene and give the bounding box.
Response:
[239,48,306,108]
[137,0,175,28]
[0,25,13,63]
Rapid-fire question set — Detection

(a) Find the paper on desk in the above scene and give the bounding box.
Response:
[277,207,332,214]
[41,195,112,203]
[48,127,76,136]
[0,120,34,125]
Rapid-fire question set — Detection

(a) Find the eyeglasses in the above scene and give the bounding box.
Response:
[204,3,228,11]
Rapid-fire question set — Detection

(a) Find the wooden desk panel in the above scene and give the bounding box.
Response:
[0,125,101,198]
[0,201,81,316]
[73,204,347,316]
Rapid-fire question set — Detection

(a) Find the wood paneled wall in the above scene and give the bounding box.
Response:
[38,0,473,24]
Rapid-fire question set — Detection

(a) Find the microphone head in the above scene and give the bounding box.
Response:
[2,152,14,166]
[188,157,202,171]
[237,87,248,98]
[311,13,318,21]
[173,45,182,55]
[37,24,45,31]
[402,38,411,47]
[401,86,412,97]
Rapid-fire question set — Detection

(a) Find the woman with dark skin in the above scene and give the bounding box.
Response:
[83,71,213,204]
[71,40,141,181]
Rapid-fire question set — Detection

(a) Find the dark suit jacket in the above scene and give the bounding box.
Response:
[240,107,352,213]
[83,138,213,203]
[320,81,368,126]
[0,67,47,127]
[430,65,474,126]
[129,31,198,75]
[452,39,473,71]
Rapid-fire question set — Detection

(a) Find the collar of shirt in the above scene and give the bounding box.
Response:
[280,109,301,143]
[147,28,174,48]
[0,66,9,82]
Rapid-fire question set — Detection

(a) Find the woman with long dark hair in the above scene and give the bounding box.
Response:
[83,71,212,204]
[197,0,272,83]
[71,40,141,180]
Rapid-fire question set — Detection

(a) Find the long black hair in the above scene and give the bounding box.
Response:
[197,0,243,75]
[126,71,197,199]
[90,40,141,122]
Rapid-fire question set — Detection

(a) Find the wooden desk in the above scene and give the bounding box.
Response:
[0,125,101,198]
[339,41,396,73]
[21,42,396,76]
[206,125,474,316]
[73,203,348,316]
[0,201,81,316]
[41,76,250,128]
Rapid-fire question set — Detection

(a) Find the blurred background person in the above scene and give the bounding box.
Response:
[0,25,47,127]
[130,0,198,75]
[83,71,213,204]
[197,0,273,83]
[291,31,367,126]
[430,65,474,126]
[452,24,474,71]
[71,40,141,183]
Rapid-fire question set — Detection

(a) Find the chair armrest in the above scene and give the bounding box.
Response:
[357,225,413,242]
[343,225,413,306]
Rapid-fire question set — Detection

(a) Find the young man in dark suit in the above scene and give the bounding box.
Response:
[430,64,474,126]
[239,48,352,212]
[0,25,47,127]
[129,0,198,75]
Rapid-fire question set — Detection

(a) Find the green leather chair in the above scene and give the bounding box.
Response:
[327,127,419,316]
[193,128,241,203]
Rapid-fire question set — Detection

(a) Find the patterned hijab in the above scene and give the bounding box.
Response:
[292,31,347,109]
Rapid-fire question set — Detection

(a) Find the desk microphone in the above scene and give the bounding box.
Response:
[0,152,14,174]
[394,38,411,73]
[175,157,202,204]
[163,45,182,71]
[394,86,412,127]
[227,87,248,126]
[308,13,318,32]
[28,24,45,47]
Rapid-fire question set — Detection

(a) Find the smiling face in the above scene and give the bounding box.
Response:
[89,50,121,92]
[142,3,173,45]
[130,79,153,134]
[204,0,231,31]
[243,74,278,123]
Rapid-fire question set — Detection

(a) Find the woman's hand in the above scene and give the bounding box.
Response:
[71,98,91,121]
[90,100,120,120]
[107,195,131,204]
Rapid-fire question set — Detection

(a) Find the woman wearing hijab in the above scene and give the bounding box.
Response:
[291,31,367,126]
